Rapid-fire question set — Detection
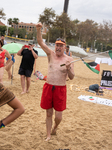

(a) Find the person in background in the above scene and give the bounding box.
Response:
[64,45,72,80]
[0,35,7,45]
[17,41,38,94]
[64,45,72,57]
[36,23,75,141]
[0,83,25,129]
[0,40,11,83]
[6,53,16,79]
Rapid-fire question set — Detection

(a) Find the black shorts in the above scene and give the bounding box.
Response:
[18,68,32,77]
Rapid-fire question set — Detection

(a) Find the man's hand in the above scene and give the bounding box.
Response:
[36,23,43,30]
[28,45,33,51]
[65,61,71,70]
[22,45,25,49]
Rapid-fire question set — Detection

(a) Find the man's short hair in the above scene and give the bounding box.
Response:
[66,45,69,48]
[28,40,34,45]
[0,40,3,47]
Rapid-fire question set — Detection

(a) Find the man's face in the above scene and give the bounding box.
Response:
[66,47,69,52]
[28,44,34,50]
[1,36,4,40]
[55,43,65,57]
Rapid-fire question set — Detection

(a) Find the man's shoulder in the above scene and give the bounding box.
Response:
[65,53,73,60]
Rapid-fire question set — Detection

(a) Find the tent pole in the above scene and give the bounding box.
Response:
[11,64,14,84]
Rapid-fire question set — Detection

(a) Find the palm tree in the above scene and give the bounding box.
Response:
[0,8,6,20]
[13,18,19,25]
[8,18,13,25]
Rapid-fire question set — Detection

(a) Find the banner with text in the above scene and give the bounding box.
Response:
[100,70,112,87]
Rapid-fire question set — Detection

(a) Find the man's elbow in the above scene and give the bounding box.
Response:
[17,52,20,56]
[69,74,75,80]
[35,55,38,59]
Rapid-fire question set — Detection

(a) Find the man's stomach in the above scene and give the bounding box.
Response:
[47,74,66,86]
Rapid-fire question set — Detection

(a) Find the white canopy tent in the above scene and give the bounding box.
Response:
[69,46,88,57]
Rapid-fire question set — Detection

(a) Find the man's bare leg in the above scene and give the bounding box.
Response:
[20,75,26,94]
[51,111,62,135]
[7,70,12,79]
[45,108,53,141]
[26,77,31,93]
[0,67,4,83]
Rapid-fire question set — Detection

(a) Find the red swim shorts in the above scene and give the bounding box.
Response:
[40,82,67,111]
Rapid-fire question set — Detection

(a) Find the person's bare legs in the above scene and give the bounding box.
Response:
[46,108,53,141]
[33,59,36,75]
[51,111,62,135]
[7,70,12,79]
[26,77,31,93]
[20,75,26,94]
[0,67,4,83]
[6,61,13,79]
[0,97,25,126]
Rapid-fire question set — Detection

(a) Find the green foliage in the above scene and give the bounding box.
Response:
[39,8,55,27]
[8,27,14,36]
[0,25,7,35]
[0,8,6,20]
[17,28,26,38]
[27,32,33,39]
[49,27,62,42]
[54,12,72,39]
[42,34,47,40]
[13,18,19,25]
[8,18,13,25]
[8,18,19,25]
[67,38,78,46]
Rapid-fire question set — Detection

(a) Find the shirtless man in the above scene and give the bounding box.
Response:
[36,23,75,141]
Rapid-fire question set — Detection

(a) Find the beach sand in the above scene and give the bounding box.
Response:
[0,55,112,150]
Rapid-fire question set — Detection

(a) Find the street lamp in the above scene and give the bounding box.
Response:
[6,19,8,38]
[94,40,96,49]
[100,43,103,52]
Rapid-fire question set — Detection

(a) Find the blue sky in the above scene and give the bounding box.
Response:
[1,0,112,25]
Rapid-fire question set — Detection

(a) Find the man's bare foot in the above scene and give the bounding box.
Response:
[45,136,51,141]
[51,128,57,135]
[21,91,26,94]
[26,90,29,93]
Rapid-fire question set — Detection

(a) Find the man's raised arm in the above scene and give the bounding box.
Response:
[36,23,52,56]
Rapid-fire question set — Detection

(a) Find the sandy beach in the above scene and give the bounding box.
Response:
[0,54,112,150]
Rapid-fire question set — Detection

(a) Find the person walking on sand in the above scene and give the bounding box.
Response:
[0,83,25,129]
[0,40,11,83]
[64,45,72,81]
[6,53,16,79]
[17,41,38,94]
[36,23,75,141]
